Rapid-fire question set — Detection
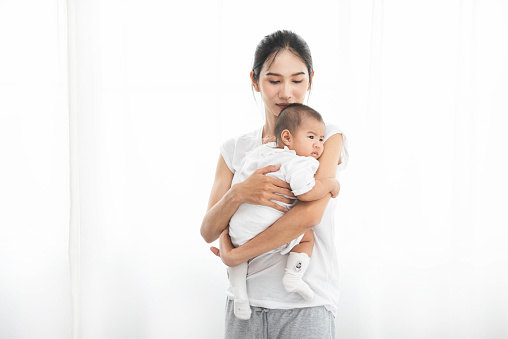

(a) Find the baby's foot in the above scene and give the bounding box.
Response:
[282,273,314,300]
[234,298,252,320]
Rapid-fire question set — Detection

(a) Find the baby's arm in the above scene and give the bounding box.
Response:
[286,155,340,202]
[297,177,340,201]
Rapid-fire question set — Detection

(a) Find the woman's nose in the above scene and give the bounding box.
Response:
[279,83,291,99]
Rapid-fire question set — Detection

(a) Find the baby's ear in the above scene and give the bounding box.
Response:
[281,129,292,146]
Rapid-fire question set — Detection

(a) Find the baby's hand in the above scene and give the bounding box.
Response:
[330,178,340,198]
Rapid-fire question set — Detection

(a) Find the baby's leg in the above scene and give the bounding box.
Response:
[289,229,314,257]
[282,230,315,300]
[227,262,252,319]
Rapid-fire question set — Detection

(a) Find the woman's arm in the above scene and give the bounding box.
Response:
[200,155,296,243]
[212,134,344,266]
[200,155,238,243]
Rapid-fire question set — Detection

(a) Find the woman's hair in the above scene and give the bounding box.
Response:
[274,103,324,144]
[252,30,313,86]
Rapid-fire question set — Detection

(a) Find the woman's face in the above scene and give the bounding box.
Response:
[252,49,313,119]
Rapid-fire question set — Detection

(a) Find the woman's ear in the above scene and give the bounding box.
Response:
[250,71,260,92]
[308,70,315,90]
[281,129,292,146]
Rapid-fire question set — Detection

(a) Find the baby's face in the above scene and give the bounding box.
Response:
[290,118,326,159]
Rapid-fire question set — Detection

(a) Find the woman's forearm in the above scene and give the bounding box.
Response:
[200,156,239,243]
[201,184,241,243]
[228,196,330,263]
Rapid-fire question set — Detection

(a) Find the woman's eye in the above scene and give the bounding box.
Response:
[293,80,303,84]
[269,80,280,84]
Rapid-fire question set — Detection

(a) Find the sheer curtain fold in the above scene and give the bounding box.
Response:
[0,1,71,338]
[66,0,81,338]
[337,1,508,338]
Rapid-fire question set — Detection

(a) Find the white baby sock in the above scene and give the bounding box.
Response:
[282,252,314,301]
[228,262,252,320]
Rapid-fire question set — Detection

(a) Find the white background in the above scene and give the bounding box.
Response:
[1,1,507,338]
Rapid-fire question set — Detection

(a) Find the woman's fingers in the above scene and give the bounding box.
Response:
[270,193,294,205]
[216,228,245,267]
[241,164,296,209]
[273,186,295,198]
[269,201,288,213]
[219,228,234,253]
[267,177,295,196]
[256,164,282,175]
[268,176,291,189]
[210,246,221,257]
[265,174,295,200]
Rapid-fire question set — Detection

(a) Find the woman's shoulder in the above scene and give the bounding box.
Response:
[220,127,263,173]
[324,122,345,140]
[324,122,349,172]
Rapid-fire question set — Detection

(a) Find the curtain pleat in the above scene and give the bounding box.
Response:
[66,0,81,338]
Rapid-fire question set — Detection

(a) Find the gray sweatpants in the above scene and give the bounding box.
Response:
[225,299,336,339]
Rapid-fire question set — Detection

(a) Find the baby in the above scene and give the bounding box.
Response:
[228,103,340,319]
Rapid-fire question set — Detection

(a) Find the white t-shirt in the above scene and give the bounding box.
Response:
[220,123,348,316]
[229,144,319,254]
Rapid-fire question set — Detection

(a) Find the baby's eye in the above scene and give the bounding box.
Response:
[308,136,314,139]
[320,138,324,142]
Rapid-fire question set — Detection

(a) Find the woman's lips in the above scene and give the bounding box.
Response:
[277,103,290,109]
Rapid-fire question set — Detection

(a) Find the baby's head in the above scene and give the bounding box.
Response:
[274,103,326,159]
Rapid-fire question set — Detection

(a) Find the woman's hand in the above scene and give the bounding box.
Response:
[210,228,244,267]
[232,164,295,213]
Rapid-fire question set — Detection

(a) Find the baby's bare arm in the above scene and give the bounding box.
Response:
[297,177,340,201]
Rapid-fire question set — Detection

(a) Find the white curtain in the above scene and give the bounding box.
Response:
[0,1,71,338]
[1,1,507,338]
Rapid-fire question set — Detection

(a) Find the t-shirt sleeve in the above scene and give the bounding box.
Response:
[220,138,235,174]
[325,123,349,172]
[283,156,320,196]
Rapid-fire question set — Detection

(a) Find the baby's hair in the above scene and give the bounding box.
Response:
[274,103,324,144]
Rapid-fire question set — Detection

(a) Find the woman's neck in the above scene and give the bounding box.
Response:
[262,112,277,144]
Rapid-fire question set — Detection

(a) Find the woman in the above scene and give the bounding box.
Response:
[200,30,348,338]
